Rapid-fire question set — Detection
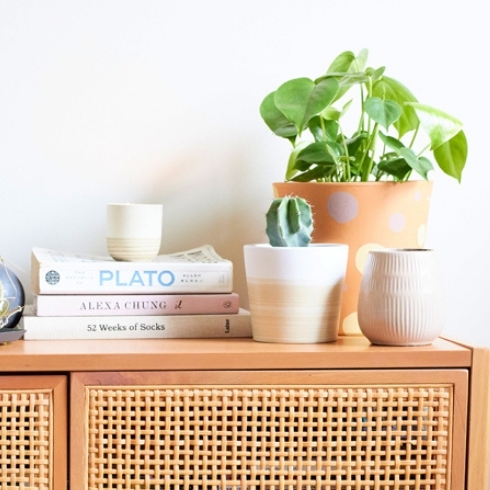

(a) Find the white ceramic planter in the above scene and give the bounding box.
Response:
[358,249,445,346]
[243,244,348,343]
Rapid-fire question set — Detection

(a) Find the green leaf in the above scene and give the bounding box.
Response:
[325,49,368,102]
[320,106,341,122]
[274,77,339,136]
[326,49,366,75]
[285,142,308,181]
[370,66,386,82]
[378,131,404,150]
[433,130,468,182]
[408,102,463,150]
[397,148,433,180]
[326,50,355,74]
[379,131,433,179]
[377,157,412,181]
[296,142,336,167]
[324,119,340,141]
[346,132,369,156]
[372,76,418,137]
[290,166,332,182]
[364,97,402,130]
[307,117,339,143]
[259,92,297,139]
[326,141,344,162]
[307,116,324,142]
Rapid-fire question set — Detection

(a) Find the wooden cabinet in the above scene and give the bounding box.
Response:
[0,336,489,489]
[0,375,67,490]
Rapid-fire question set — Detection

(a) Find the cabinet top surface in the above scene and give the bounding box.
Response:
[0,336,473,373]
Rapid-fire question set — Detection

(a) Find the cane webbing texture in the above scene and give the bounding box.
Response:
[0,389,52,489]
[86,384,452,490]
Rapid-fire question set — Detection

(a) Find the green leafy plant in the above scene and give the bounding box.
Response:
[266,196,313,247]
[260,49,468,183]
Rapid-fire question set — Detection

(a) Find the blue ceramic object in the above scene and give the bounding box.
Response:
[0,265,25,328]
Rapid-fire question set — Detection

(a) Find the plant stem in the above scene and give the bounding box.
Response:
[320,116,327,142]
[338,128,351,181]
[357,75,376,181]
[408,123,420,149]
[361,123,379,181]
[417,143,431,158]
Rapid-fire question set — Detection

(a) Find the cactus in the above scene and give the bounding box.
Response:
[266,196,313,247]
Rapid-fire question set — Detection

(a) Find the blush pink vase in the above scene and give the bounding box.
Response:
[358,249,445,346]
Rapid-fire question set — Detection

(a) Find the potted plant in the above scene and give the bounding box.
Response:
[243,196,348,343]
[259,48,467,335]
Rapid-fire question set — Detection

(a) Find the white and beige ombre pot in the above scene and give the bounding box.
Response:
[243,244,348,343]
[358,248,445,346]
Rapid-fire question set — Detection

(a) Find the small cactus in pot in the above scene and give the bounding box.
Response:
[265,196,313,247]
[244,195,348,343]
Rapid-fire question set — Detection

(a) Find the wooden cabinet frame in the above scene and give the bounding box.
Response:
[0,336,488,489]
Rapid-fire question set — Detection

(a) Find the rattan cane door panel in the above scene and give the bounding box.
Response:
[0,375,67,490]
[71,370,467,490]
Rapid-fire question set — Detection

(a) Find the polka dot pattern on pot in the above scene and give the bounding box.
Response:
[273,181,433,336]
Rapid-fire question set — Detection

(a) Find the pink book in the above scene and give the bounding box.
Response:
[33,292,240,317]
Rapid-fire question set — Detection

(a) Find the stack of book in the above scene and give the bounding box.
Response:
[21,245,252,340]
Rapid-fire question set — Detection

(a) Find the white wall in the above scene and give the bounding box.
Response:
[2,0,489,350]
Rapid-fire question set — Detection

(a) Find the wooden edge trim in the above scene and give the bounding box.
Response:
[52,376,68,490]
[444,337,490,488]
[70,373,89,490]
[465,345,490,489]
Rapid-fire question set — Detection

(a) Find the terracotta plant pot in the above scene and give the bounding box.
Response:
[273,181,433,336]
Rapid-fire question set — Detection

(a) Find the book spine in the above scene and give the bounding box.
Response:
[20,309,251,340]
[33,293,240,317]
[32,267,233,294]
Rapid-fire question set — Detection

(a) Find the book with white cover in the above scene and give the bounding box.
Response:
[33,292,240,316]
[21,306,251,340]
[31,245,233,295]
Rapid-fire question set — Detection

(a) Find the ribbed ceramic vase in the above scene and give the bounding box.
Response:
[358,249,444,346]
